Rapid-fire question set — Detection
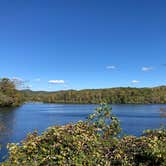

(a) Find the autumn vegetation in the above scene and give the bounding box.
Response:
[1,77,166,105]
[0,78,23,107]
[22,86,166,104]
[1,104,166,166]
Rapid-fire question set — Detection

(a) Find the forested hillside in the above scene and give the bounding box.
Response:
[1,77,166,105]
[0,78,23,107]
[21,86,166,104]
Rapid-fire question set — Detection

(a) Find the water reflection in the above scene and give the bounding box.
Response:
[0,122,6,132]
[159,107,166,118]
[0,107,17,161]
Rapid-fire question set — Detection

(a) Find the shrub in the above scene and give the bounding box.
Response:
[1,104,166,166]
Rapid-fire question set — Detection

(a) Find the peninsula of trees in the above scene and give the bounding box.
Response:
[0,78,22,107]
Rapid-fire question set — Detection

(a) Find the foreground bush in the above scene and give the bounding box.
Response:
[1,104,166,166]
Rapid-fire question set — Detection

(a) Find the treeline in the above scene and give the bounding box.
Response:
[22,86,166,104]
[0,78,23,107]
[1,77,166,105]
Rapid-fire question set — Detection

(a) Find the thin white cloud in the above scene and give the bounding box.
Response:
[48,85,52,89]
[48,80,65,84]
[62,84,70,90]
[12,77,24,82]
[12,77,29,83]
[34,78,41,82]
[142,67,153,72]
[132,80,140,84]
[12,77,33,89]
[12,77,25,87]
[26,85,32,89]
[106,65,116,69]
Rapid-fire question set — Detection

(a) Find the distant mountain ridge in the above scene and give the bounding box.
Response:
[21,85,166,93]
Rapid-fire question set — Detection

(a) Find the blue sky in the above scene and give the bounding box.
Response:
[0,0,166,91]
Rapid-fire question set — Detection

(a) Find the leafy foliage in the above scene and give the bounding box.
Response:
[1,104,166,166]
[87,103,121,139]
[0,78,23,107]
[22,86,166,104]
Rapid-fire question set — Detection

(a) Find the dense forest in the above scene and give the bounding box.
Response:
[0,78,23,107]
[1,77,166,106]
[21,86,166,104]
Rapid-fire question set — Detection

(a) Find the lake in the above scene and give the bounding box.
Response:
[0,103,166,161]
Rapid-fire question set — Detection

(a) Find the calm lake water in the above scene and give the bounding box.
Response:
[0,103,166,161]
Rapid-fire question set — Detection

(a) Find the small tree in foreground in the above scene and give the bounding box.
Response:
[87,103,121,139]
